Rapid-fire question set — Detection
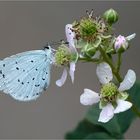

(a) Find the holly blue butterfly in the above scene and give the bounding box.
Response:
[0,45,54,101]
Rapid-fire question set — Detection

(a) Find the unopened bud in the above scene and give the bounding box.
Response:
[114,35,128,53]
[103,9,119,25]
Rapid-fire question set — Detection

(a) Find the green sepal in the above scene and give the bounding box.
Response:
[100,34,112,39]
[86,47,96,58]
[106,37,116,54]
[76,39,87,48]
[99,99,108,109]
[94,36,102,48]
[116,45,129,53]
[70,52,79,63]
[106,46,115,54]
[118,92,129,100]
[81,43,96,58]
[80,36,101,58]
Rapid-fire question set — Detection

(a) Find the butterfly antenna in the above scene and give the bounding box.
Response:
[45,40,68,47]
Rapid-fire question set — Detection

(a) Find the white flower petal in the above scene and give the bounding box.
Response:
[118,69,136,91]
[65,24,75,47]
[126,33,136,41]
[56,69,67,87]
[80,89,100,105]
[69,62,76,83]
[114,99,132,114]
[96,62,113,85]
[98,103,114,123]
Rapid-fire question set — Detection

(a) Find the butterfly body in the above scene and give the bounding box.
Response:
[0,46,53,101]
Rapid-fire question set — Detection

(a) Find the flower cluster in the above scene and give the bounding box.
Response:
[54,9,136,123]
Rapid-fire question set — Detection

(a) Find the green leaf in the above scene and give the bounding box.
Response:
[85,132,116,139]
[65,119,109,139]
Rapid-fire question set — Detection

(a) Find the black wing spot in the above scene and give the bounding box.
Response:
[18,79,20,82]
[0,70,2,74]
[31,60,34,63]
[27,81,29,84]
[35,68,38,71]
[32,78,35,80]
[26,96,28,98]
[3,64,5,67]
[2,74,5,78]
[42,78,45,80]
[23,69,25,72]
[16,67,19,70]
[46,72,48,74]
[21,82,24,85]
[15,61,18,64]
[35,84,40,87]
[36,93,39,95]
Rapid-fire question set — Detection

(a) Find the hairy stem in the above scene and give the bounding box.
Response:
[117,53,122,73]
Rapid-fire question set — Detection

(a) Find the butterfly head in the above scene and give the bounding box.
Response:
[44,45,51,50]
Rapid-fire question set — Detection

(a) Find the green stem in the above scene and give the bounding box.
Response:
[117,53,122,73]
[78,57,99,63]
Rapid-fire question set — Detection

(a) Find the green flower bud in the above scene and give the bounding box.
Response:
[103,9,119,25]
[81,42,96,58]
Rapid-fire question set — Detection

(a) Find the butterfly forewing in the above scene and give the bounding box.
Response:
[0,49,52,101]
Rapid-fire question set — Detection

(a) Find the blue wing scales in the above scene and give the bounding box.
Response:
[0,49,52,101]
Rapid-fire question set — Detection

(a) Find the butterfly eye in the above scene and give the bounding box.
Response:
[45,46,50,49]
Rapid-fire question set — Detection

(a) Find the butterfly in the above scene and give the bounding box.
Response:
[0,45,54,101]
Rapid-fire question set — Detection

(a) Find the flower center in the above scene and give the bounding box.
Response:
[100,83,118,102]
[54,45,77,66]
[79,18,97,41]
[54,46,71,66]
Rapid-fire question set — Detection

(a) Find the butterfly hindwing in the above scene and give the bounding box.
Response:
[0,49,52,101]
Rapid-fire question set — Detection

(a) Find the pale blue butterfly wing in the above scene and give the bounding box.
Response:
[0,46,53,101]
